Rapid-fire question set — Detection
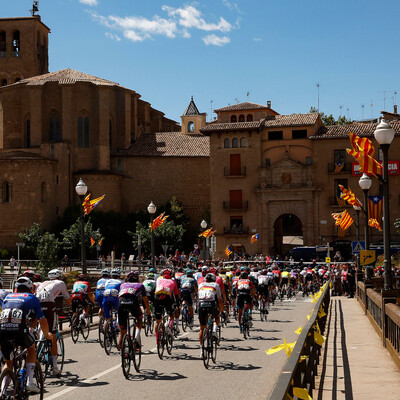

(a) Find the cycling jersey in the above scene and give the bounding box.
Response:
[180,276,197,292]
[155,278,179,298]
[198,282,222,303]
[95,277,109,307]
[236,279,255,295]
[142,279,156,296]
[0,289,9,309]
[174,272,184,289]
[281,271,290,279]
[118,283,147,330]
[36,279,70,303]
[119,282,146,300]
[71,280,92,302]
[257,275,270,287]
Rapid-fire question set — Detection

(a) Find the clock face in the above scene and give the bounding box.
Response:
[188,122,194,132]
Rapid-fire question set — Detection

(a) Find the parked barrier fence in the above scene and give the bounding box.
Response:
[269,280,331,400]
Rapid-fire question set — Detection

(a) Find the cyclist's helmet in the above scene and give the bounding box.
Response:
[48,269,62,280]
[77,274,87,281]
[147,272,155,280]
[111,268,121,278]
[34,273,42,283]
[240,271,249,279]
[127,271,139,282]
[101,268,111,278]
[186,269,193,277]
[178,267,184,273]
[162,268,172,279]
[252,267,258,272]
[205,273,216,282]
[15,277,33,293]
[149,268,156,273]
[209,267,217,275]
[23,270,36,279]
[261,269,267,275]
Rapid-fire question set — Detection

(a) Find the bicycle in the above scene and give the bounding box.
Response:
[201,312,218,369]
[35,329,64,380]
[156,313,174,360]
[181,301,192,332]
[241,301,251,339]
[0,343,44,399]
[121,316,141,378]
[70,305,90,344]
[98,315,105,348]
[259,295,268,322]
[143,303,154,337]
[102,308,120,356]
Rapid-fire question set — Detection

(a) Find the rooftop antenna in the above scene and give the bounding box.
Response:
[246,91,250,101]
[346,107,350,121]
[378,90,390,110]
[394,91,397,106]
[370,100,374,119]
[30,1,39,16]
[234,97,239,104]
[361,104,365,120]
[339,105,343,117]
[210,99,214,122]
[316,83,320,112]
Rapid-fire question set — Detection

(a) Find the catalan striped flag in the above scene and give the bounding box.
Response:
[349,131,375,156]
[251,233,259,244]
[338,210,353,230]
[90,237,95,246]
[225,245,233,258]
[199,228,216,238]
[339,185,362,207]
[332,212,343,225]
[368,196,383,224]
[83,194,105,216]
[334,162,344,173]
[151,213,168,231]
[369,218,382,231]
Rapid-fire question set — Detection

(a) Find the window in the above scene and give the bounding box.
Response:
[240,137,247,147]
[26,117,31,148]
[1,79,7,87]
[12,31,20,57]
[334,178,348,198]
[334,149,346,170]
[0,31,6,57]
[49,113,62,142]
[230,154,241,175]
[230,115,237,123]
[292,129,307,139]
[2,182,11,203]
[265,158,271,166]
[230,216,243,233]
[232,138,238,148]
[187,121,195,133]
[246,114,253,122]
[78,115,90,148]
[41,182,47,203]
[238,114,245,122]
[224,138,230,148]
[268,131,283,140]
[306,157,312,165]
[229,190,243,209]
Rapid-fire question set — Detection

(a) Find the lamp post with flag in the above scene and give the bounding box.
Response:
[75,178,88,275]
[200,220,208,261]
[374,120,395,291]
[359,173,372,280]
[147,201,156,270]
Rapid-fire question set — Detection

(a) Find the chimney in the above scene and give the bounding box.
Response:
[267,100,271,108]
[395,105,398,114]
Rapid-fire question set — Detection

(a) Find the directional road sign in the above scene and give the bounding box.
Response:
[360,250,376,266]
[352,241,366,254]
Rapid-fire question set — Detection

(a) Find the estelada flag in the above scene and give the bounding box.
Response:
[368,196,383,223]
[83,194,105,216]
[151,213,168,231]
[334,162,344,173]
[251,233,259,244]
[225,245,233,257]
[332,212,342,225]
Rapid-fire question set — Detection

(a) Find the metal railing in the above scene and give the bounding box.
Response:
[269,280,331,400]
[223,226,250,234]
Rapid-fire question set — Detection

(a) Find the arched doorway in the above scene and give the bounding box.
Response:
[274,214,303,257]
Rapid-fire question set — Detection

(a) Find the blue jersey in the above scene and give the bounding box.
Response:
[180,276,197,292]
[103,279,123,298]
[0,293,44,330]
[96,278,109,293]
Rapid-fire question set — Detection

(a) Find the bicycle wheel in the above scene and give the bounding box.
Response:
[181,309,188,332]
[121,334,132,379]
[0,367,16,399]
[166,331,173,355]
[104,323,113,356]
[27,361,44,400]
[81,315,90,340]
[157,324,165,360]
[98,317,105,348]
[202,328,210,369]
[133,338,141,373]
[211,336,218,364]
[57,334,65,374]
[71,316,79,344]
[150,316,155,334]
[144,317,150,337]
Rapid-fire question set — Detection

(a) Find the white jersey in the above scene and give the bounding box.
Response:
[0,289,9,307]
[36,279,70,303]
[258,275,270,286]
[250,271,260,281]
[198,281,222,302]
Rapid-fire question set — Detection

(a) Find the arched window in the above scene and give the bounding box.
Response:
[246,114,253,122]
[187,121,195,132]
[232,138,239,148]
[240,137,247,147]
[14,77,20,83]
[1,79,7,87]
[224,138,230,148]
[49,112,62,142]
[238,114,245,122]
[78,114,90,148]
[12,31,20,57]
[41,182,47,203]
[2,182,11,203]
[0,31,6,57]
[26,116,31,148]
[230,115,237,123]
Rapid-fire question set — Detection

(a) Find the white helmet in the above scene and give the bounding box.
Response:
[15,277,33,292]
[48,269,62,280]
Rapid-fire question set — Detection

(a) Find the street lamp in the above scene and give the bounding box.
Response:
[200,220,207,260]
[359,173,372,280]
[374,119,395,291]
[147,201,156,269]
[75,178,88,275]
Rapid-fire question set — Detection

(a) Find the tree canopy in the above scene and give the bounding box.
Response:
[310,107,352,126]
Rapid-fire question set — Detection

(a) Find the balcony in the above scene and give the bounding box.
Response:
[223,201,248,211]
[224,166,246,177]
[223,226,250,234]
[327,162,352,174]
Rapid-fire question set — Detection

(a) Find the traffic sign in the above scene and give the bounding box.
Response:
[352,241,366,254]
[360,250,376,266]
[325,257,331,263]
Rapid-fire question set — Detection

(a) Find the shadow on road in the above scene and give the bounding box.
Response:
[219,344,257,352]
[44,371,109,389]
[208,362,262,371]
[126,369,187,382]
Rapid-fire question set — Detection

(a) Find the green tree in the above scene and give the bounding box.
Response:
[309,107,352,125]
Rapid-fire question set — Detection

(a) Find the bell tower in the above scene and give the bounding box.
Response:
[0,4,50,86]
[181,96,206,134]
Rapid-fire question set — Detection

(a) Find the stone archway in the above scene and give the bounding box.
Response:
[274,214,303,257]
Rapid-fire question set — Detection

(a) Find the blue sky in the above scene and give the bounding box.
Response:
[4,0,400,123]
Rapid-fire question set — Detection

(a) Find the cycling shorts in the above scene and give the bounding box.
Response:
[257,285,269,298]
[154,294,175,320]
[95,290,104,308]
[118,295,143,331]
[281,278,289,286]
[0,327,35,360]
[72,297,90,313]
[40,301,58,333]
[180,289,193,306]
[198,300,219,326]
[236,293,253,309]
[102,296,119,319]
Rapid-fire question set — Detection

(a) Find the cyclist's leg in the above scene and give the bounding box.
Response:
[118,300,129,350]
[102,297,112,331]
[154,296,164,341]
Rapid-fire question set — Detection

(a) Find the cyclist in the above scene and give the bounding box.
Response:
[272,264,281,286]
[231,269,241,310]
[102,269,123,333]
[71,273,93,326]
[118,271,151,350]
[36,269,71,376]
[180,269,197,326]
[148,267,158,280]
[0,277,52,393]
[257,269,270,314]
[174,267,185,290]
[280,268,290,293]
[219,267,231,322]
[236,270,256,333]
[95,269,111,318]
[289,268,298,293]
[154,268,180,341]
[142,272,157,306]
[198,273,224,358]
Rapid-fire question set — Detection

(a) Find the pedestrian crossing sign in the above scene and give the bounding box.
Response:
[352,241,366,254]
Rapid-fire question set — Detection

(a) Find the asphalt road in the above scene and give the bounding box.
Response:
[44,295,314,400]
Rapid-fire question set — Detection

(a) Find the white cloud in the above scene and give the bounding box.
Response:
[222,0,241,13]
[253,37,262,42]
[79,0,98,6]
[202,34,230,46]
[91,4,234,44]
[105,32,121,42]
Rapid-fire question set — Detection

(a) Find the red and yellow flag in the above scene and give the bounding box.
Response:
[338,185,362,207]
[338,210,353,230]
[349,131,375,156]
[369,218,382,231]
[225,245,233,257]
[151,213,168,231]
[82,194,105,216]
[332,212,342,225]
[368,196,383,224]
[90,237,95,246]
[199,228,216,238]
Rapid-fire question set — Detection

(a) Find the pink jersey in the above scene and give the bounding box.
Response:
[155,278,179,297]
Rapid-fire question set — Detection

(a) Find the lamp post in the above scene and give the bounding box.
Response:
[201,220,207,261]
[147,201,156,270]
[75,178,88,275]
[374,119,395,291]
[359,173,372,280]
[353,205,361,241]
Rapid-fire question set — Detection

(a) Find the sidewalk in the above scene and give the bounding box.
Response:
[315,296,400,400]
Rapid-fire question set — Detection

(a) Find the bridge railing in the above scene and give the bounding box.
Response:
[269,280,331,400]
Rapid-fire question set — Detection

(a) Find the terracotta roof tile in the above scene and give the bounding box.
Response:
[263,113,319,127]
[214,102,269,112]
[310,121,400,140]
[200,120,263,133]
[114,132,209,157]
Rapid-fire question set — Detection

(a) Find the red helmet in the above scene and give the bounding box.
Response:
[77,274,87,281]
[23,270,36,279]
[162,268,172,279]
